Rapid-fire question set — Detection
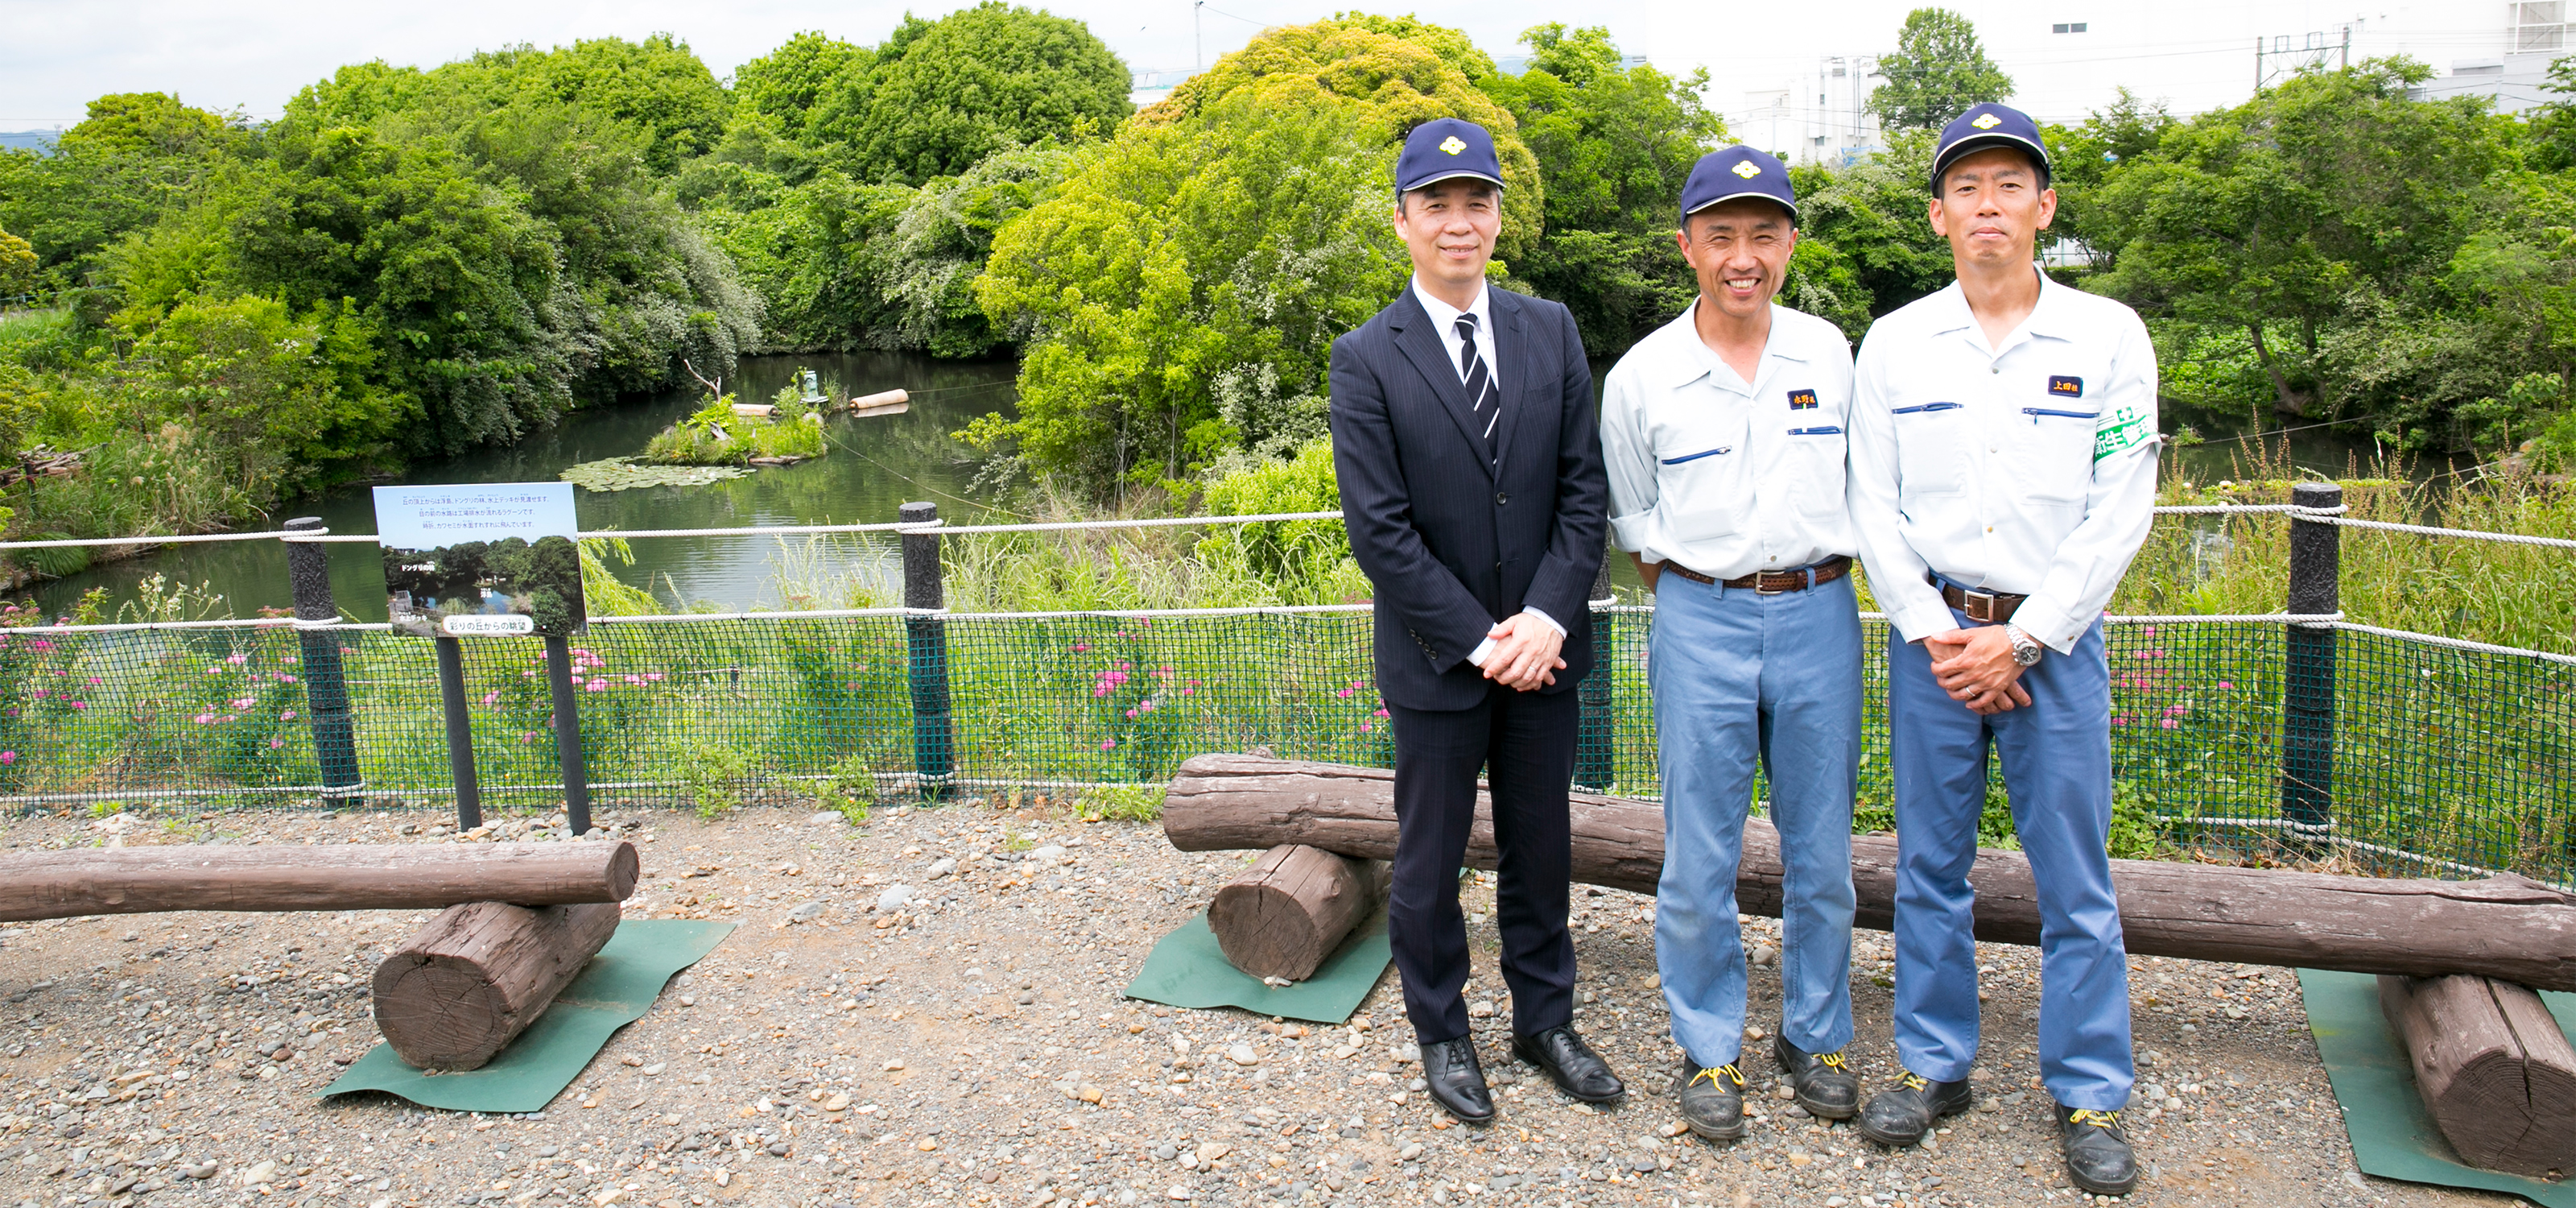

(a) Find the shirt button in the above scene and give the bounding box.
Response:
[1991,365,2001,374]
[1495,491,1509,506]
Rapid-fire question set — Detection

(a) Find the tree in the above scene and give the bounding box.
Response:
[733,32,871,144]
[2043,88,2178,259]
[1480,24,1728,357]
[2088,60,2511,423]
[0,93,245,289]
[973,91,1408,492]
[844,3,1129,185]
[1786,134,1955,332]
[1142,14,1543,262]
[1868,9,2013,131]
[2529,54,2576,174]
[0,227,32,298]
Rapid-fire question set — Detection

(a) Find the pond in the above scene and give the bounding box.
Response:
[31,352,1020,621]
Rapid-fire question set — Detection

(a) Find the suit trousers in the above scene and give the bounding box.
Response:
[1385,683,1581,1045]
[1887,611,2134,1111]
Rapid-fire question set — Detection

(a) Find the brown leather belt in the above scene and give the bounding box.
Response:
[1927,572,2028,623]
[1666,554,1852,594]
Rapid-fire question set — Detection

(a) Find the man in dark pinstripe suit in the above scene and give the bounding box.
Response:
[1328,118,1617,1126]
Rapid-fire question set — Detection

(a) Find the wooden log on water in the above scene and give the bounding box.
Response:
[1162,755,2576,991]
[0,842,638,923]
[730,402,779,419]
[848,388,909,418]
[373,901,621,1070]
[1207,844,1388,981]
[2379,974,2576,1176]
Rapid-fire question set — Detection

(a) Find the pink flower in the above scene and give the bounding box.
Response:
[586,681,608,692]
[230,697,255,709]
[522,669,537,679]
[0,751,14,764]
[192,714,215,725]
[2159,718,2179,730]
[29,689,46,699]
[1179,687,1195,696]
[625,675,642,685]
[225,652,246,664]
[2216,681,2234,691]
[481,691,501,705]
[276,674,296,684]
[266,737,283,749]
[1071,643,1089,653]
[2112,715,2129,726]
[568,674,584,685]
[642,672,663,682]
[85,676,100,685]
[1360,722,1374,734]
[1100,739,1117,751]
[67,701,85,710]
[2140,626,2157,638]
[28,639,51,652]
[1125,708,1137,719]
[280,709,296,721]
[1375,708,1389,718]
[1092,684,1111,698]
[1137,699,1155,714]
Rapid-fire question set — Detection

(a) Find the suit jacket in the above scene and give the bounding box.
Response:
[1328,284,1609,713]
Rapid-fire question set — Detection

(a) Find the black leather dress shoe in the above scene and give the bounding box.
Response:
[1511,1025,1624,1103]
[1855,1070,1973,1147]
[2056,1104,2140,1196]
[1418,1037,1495,1124]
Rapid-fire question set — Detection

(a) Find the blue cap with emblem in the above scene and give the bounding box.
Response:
[1395,118,1505,196]
[1679,145,1796,223]
[1930,102,2051,192]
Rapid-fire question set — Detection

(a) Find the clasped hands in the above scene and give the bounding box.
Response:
[1924,625,2034,716]
[1479,612,1566,691]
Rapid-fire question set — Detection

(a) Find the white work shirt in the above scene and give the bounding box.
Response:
[1847,269,2160,654]
[1411,277,1500,398]
[1408,276,1558,662]
[1602,300,1858,580]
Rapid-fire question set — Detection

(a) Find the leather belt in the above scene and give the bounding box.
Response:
[1928,572,2027,623]
[1666,554,1852,594]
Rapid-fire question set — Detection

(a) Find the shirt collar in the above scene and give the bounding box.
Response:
[1923,264,2071,344]
[1655,300,1807,392]
[1410,276,1491,333]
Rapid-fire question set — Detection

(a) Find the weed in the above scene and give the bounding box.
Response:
[674,742,754,819]
[1076,783,1164,823]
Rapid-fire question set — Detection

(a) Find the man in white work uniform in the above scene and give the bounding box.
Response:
[1844,102,2158,1198]
[1600,145,1862,1143]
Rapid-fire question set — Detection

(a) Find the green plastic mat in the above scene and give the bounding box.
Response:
[1123,910,1392,1024]
[320,920,733,1114]
[2298,968,2576,1207]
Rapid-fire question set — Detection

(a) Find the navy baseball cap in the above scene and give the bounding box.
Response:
[1396,118,1505,196]
[1679,146,1796,224]
[1930,102,2051,192]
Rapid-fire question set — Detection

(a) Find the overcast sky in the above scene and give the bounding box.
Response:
[0,0,2519,134]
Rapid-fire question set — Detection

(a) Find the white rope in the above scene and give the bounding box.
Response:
[2305,515,2576,549]
[0,531,302,551]
[905,511,1344,536]
[2330,622,2576,666]
[588,608,922,625]
[584,522,914,540]
[942,603,1373,621]
[2148,503,2313,516]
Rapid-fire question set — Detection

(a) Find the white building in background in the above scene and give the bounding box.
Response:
[1738,56,1885,165]
[2409,2,2566,114]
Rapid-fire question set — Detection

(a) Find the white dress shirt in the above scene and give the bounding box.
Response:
[1601,300,1858,580]
[1408,275,1559,665]
[1847,270,2161,654]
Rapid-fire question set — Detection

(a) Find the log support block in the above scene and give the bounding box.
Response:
[372,901,621,1071]
[1206,844,1387,982]
[2379,974,2576,1177]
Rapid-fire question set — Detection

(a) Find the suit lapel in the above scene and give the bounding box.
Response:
[1389,291,1496,481]
[1492,291,1537,477]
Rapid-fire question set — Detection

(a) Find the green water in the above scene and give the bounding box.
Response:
[31,352,1020,621]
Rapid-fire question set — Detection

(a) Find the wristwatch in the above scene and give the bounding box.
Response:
[2003,625,2043,668]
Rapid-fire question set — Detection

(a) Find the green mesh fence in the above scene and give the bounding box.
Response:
[2,609,2570,886]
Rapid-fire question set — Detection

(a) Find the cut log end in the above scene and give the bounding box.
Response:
[1206,844,1385,983]
[372,900,620,1071]
[2379,974,2576,1177]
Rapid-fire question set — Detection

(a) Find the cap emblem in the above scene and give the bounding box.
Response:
[1439,136,1466,155]
[1731,159,1761,178]
[1971,113,2002,130]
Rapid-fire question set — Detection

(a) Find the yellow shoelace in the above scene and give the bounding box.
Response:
[1689,1064,1745,1090]
[1897,1070,1930,1091]
[2067,1108,2123,1129]
[1816,1051,1849,1070]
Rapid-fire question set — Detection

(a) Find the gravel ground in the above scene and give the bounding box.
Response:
[0,801,2537,1208]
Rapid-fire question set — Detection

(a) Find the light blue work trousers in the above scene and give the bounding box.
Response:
[1650,571,1860,1070]
[1887,604,2133,1111]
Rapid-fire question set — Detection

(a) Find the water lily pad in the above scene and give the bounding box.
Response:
[559,457,753,492]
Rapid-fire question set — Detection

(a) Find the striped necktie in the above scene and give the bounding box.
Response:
[1456,312,1498,459]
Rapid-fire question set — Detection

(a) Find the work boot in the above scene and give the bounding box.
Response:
[1771,1035,1859,1119]
[2057,1104,2140,1196]
[1676,1062,1747,1142]
[1855,1070,1973,1148]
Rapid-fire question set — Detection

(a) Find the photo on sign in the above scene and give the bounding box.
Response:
[382,536,586,639]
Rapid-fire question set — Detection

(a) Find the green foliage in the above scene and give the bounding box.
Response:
[0,93,246,290]
[643,396,827,465]
[0,227,34,296]
[1785,136,1955,333]
[815,751,878,821]
[1076,783,1163,822]
[1479,25,1727,358]
[1868,9,2015,131]
[2107,781,2172,860]
[674,740,755,818]
[974,89,1407,492]
[1192,439,1368,603]
[847,3,1129,185]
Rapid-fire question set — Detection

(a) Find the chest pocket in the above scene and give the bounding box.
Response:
[1655,408,1751,544]
[2016,406,2098,503]
[1889,402,1968,499]
[1784,418,1848,520]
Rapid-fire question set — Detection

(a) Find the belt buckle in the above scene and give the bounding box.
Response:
[1963,590,1997,623]
[1756,569,1800,595]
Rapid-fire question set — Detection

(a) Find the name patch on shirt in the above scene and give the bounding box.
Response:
[1786,388,1819,410]
[2047,375,2085,399]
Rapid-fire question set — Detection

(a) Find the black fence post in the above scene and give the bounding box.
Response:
[2281,482,2343,853]
[434,637,482,830]
[902,502,954,801]
[284,518,363,805]
[1574,556,1617,792]
[543,635,593,835]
